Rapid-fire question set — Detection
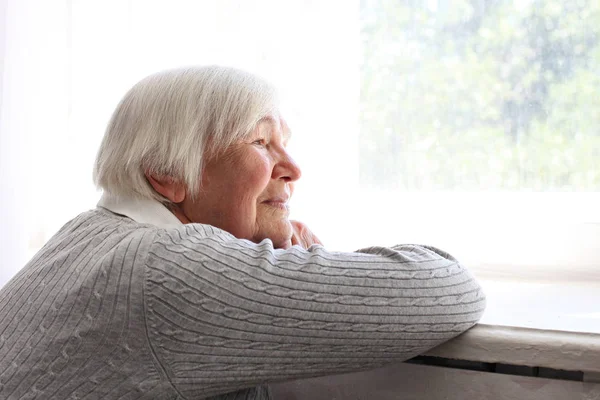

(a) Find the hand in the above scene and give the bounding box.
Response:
[290,220,322,249]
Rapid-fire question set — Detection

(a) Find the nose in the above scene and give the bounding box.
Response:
[273,149,302,182]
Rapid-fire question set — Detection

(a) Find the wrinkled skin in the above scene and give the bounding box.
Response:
[147,115,321,249]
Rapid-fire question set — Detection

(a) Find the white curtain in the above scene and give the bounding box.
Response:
[0,0,360,287]
[1,0,30,284]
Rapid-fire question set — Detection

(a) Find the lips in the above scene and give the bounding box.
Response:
[262,196,290,211]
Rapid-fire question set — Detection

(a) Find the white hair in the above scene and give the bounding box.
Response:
[93,65,278,202]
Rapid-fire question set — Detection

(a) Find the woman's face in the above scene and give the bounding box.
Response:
[181,116,301,249]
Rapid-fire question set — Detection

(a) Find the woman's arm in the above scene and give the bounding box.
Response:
[143,223,486,399]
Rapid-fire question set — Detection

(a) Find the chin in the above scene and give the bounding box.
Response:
[263,221,293,248]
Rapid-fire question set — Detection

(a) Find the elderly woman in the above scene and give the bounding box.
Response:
[0,66,485,399]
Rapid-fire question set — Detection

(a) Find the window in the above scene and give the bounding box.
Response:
[360,0,600,192]
[350,0,600,334]
[2,0,598,333]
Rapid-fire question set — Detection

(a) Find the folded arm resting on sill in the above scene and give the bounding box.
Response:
[0,209,485,400]
[143,223,486,398]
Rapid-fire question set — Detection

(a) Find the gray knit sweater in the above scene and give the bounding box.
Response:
[0,208,486,399]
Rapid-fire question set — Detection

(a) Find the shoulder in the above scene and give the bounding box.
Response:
[41,208,164,266]
[147,222,247,264]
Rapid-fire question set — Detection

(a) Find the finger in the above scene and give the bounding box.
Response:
[312,234,323,246]
[290,233,300,246]
[300,228,313,248]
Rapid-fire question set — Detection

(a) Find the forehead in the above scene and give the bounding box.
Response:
[256,115,291,141]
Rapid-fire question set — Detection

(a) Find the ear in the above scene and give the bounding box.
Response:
[145,172,186,203]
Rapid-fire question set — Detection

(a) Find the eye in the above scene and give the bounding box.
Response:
[252,138,267,147]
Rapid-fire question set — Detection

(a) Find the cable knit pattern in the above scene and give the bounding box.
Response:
[0,208,485,399]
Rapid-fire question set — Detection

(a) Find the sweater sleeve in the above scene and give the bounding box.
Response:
[142,223,486,399]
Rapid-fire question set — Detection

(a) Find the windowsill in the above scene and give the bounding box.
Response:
[428,277,600,375]
[425,323,600,375]
[271,280,600,399]
[271,323,600,399]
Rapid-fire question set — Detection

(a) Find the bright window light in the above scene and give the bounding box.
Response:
[1,0,598,319]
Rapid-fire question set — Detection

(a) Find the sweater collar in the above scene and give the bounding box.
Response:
[97,193,183,229]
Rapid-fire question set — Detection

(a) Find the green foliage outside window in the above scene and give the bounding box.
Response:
[360,0,600,190]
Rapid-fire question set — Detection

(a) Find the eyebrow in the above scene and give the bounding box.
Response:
[257,116,292,141]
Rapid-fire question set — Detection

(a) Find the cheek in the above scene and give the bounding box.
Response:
[215,155,271,223]
[240,154,271,197]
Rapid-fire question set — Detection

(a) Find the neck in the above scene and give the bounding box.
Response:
[167,203,192,224]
